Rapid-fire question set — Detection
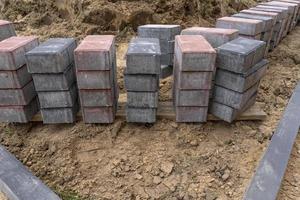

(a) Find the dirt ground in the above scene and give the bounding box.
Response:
[278,134,300,200]
[0,0,300,200]
[0,0,256,41]
[0,27,299,200]
[0,192,7,200]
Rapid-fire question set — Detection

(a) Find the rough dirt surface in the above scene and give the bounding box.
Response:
[0,0,300,200]
[0,192,7,200]
[0,0,256,40]
[278,134,300,200]
[0,27,299,200]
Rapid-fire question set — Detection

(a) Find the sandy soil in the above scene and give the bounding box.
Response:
[0,26,299,200]
[0,1,299,200]
[278,133,300,200]
[0,192,7,200]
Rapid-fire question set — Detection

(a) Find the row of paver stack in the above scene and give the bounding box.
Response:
[74,35,118,124]
[0,20,16,42]
[216,16,264,40]
[251,5,290,38]
[242,6,288,48]
[231,12,274,54]
[173,35,216,122]
[180,27,239,99]
[0,36,39,123]
[181,27,239,48]
[26,38,78,124]
[0,0,299,125]
[125,38,161,123]
[215,0,300,54]
[138,24,181,79]
[210,37,268,122]
[261,1,299,31]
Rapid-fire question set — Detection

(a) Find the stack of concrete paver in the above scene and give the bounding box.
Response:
[210,37,267,123]
[75,35,118,124]
[0,20,16,42]
[26,38,78,124]
[284,0,300,25]
[285,0,300,23]
[180,27,239,98]
[251,5,290,38]
[216,16,264,40]
[125,38,161,123]
[0,36,39,123]
[138,24,181,79]
[239,9,281,49]
[181,27,239,48]
[261,1,298,31]
[231,13,274,54]
[173,35,216,123]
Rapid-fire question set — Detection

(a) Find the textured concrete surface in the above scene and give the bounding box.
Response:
[181,27,239,48]
[0,64,32,89]
[159,40,175,54]
[125,38,161,123]
[0,36,39,70]
[0,81,36,106]
[0,97,39,123]
[217,37,266,73]
[26,38,77,73]
[216,16,264,36]
[239,9,282,46]
[32,64,76,91]
[175,106,208,123]
[215,59,268,93]
[232,13,274,31]
[173,35,215,122]
[126,107,157,123]
[124,73,159,92]
[161,53,174,66]
[37,84,77,109]
[210,93,257,123]
[0,144,61,200]
[175,89,210,107]
[79,89,115,107]
[213,82,260,109]
[75,35,118,124]
[41,102,79,124]
[176,71,213,90]
[175,35,216,72]
[138,25,179,66]
[77,70,114,89]
[261,1,297,31]
[138,24,181,40]
[0,20,16,42]
[126,38,161,74]
[75,35,115,71]
[250,7,289,38]
[82,106,116,124]
[127,92,158,108]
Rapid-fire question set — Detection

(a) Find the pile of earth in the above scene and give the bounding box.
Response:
[3,1,300,200]
[0,0,256,40]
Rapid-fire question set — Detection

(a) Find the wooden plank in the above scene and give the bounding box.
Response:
[31,101,266,122]
[0,145,61,200]
[243,82,300,200]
